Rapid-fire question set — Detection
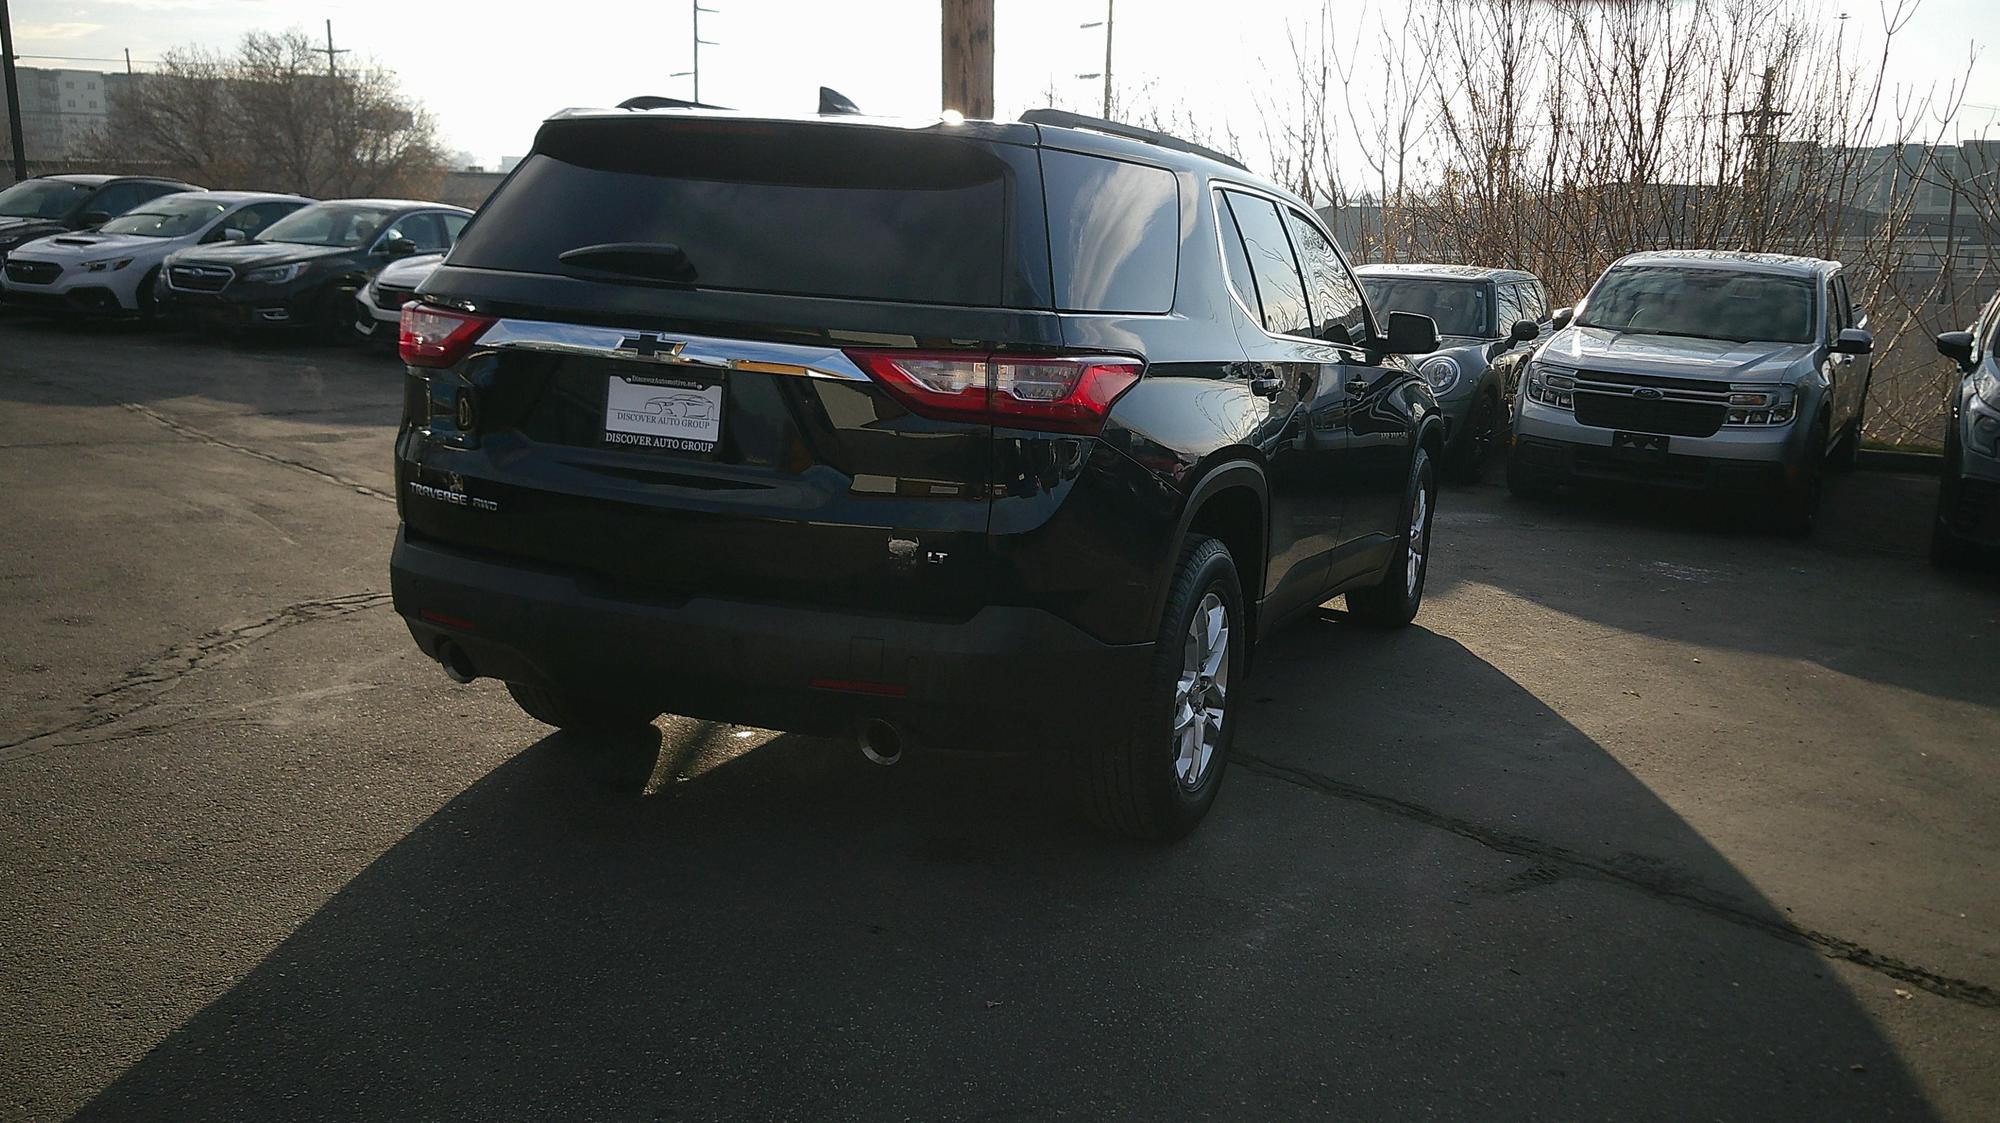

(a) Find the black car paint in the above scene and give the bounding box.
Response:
[391,113,1437,750]
[160,205,469,330]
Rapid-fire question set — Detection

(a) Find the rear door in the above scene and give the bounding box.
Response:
[401,117,1056,620]
[1214,188,1348,621]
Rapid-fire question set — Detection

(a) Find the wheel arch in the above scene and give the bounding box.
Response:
[1161,460,1268,647]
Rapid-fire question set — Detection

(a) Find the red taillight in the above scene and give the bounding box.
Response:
[845,349,1143,435]
[400,303,496,368]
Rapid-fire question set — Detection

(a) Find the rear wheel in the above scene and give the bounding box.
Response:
[1448,390,1501,483]
[506,681,660,735]
[1347,445,1437,627]
[1078,534,1243,842]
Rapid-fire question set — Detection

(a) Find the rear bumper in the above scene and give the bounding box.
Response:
[390,528,1151,751]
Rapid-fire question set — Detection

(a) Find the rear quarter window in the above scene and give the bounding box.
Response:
[449,119,1045,309]
[1040,150,1178,314]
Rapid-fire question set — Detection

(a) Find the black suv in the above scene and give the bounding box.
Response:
[159,198,471,337]
[390,108,1443,838]
[0,173,200,261]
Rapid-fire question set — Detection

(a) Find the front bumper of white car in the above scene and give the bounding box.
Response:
[1,255,148,314]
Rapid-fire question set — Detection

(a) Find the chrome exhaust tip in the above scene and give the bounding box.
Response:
[857,719,903,766]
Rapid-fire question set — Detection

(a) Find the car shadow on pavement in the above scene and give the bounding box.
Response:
[70,627,1950,1120]
[0,317,400,427]
[1429,459,2000,711]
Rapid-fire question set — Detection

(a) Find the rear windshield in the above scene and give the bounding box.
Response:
[1358,278,1492,338]
[452,118,1040,308]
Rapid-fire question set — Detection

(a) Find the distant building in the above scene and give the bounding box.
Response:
[0,67,129,161]
[498,156,523,174]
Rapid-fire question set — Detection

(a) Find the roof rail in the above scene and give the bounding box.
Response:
[617,95,732,111]
[1019,109,1248,172]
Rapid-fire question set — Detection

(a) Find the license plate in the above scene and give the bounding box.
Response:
[603,374,724,454]
[1612,431,1669,457]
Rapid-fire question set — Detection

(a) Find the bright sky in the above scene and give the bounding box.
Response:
[15,0,2000,175]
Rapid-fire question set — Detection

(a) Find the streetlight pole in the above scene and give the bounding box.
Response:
[1,0,27,181]
[1078,1,1114,119]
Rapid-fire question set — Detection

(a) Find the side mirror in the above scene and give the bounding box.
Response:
[1831,328,1872,356]
[1383,310,1440,355]
[78,211,111,230]
[1551,306,1574,331]
[222,227,248,242]
[379,237,417,258]
[1510,319,1540,343]
[1935,330,1975,368]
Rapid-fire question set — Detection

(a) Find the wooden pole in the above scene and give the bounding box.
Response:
[940,0,993,119]
[1,0,26,181]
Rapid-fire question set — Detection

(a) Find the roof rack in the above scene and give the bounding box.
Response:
[1019,109,1248,172]
[617,95,732,111]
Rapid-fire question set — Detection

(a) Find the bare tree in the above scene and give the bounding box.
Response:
[95,28,444,200]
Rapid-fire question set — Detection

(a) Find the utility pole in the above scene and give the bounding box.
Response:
[941,0,994,119]
[123,47,132,75]
[314,19,349,80]
[1077,1,1114,119]
[1,0,26,182]
[1732,64,1791,251]
[691,1,718,103]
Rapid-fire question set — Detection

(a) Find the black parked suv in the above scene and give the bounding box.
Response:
[0,173,200,261]
[390,107,1443,839]
[158,198,471,337]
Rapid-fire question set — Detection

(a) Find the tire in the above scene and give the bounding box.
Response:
[506,681,660,734]
[1505,443,1557,499]
[1346,444,1437,627]
[315,288,358,344]
[135,267,161,323]
[1077,534,1244,842]
[1448,390,1501,484]
[1778,415,1830,537]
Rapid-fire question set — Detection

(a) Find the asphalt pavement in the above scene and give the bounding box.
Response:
[2,316,1996,1121]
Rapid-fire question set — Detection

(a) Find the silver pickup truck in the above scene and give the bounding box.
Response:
[1508,250,1872,534]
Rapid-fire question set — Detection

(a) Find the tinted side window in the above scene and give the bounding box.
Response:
[86,182,161,218]
[1223,191,1310,337]
[385,213,448,252]
[1494,282,1526,332]
[441,213,469,243]
[1522,280,1549,320]
[1215,193,1262,322]
[1043,150,1178,314]
[1285,208,1367,343]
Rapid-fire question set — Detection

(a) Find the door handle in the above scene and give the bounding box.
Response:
[1250,377,1284,398]
[1346,378,1372,395]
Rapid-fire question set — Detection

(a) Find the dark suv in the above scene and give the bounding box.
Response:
[0,173,201,262]
[390,107,1444,838]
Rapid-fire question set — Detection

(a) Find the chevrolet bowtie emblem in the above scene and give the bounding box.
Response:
[617,333,685,359]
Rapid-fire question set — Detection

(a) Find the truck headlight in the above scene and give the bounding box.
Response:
[1417,354,1461,395]
[1525,363,1574,410]
[1969,374,2000,457]
[1724,385,1796,426]
[244,262,307,285]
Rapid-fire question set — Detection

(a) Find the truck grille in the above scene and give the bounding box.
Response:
[4,259,61,285]
[373,285,415,312]
[1572,370,1729,437]
[166,263,233,293]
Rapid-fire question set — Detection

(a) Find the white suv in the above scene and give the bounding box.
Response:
[0,191,310,318]
[1508,250,1872,534]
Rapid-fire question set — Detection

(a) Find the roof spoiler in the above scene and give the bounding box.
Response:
[616,95,731,111]
[1019,108,1247,171]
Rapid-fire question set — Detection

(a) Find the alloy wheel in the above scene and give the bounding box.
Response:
[1406,479,1430,595]
[1173,591,1229,790]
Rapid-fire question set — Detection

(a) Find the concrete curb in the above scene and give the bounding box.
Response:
[1857,448,1943,474]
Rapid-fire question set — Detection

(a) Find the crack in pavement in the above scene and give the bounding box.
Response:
[121,402,394,503]
[0,592,394,764]
[1235,752,2000,1010]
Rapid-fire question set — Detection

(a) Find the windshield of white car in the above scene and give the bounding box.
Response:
[257,203,397,248]
[1577,266,1816,344]
[98,198,230,238]
[1357,278,1492,338]
[0,179,93,219]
